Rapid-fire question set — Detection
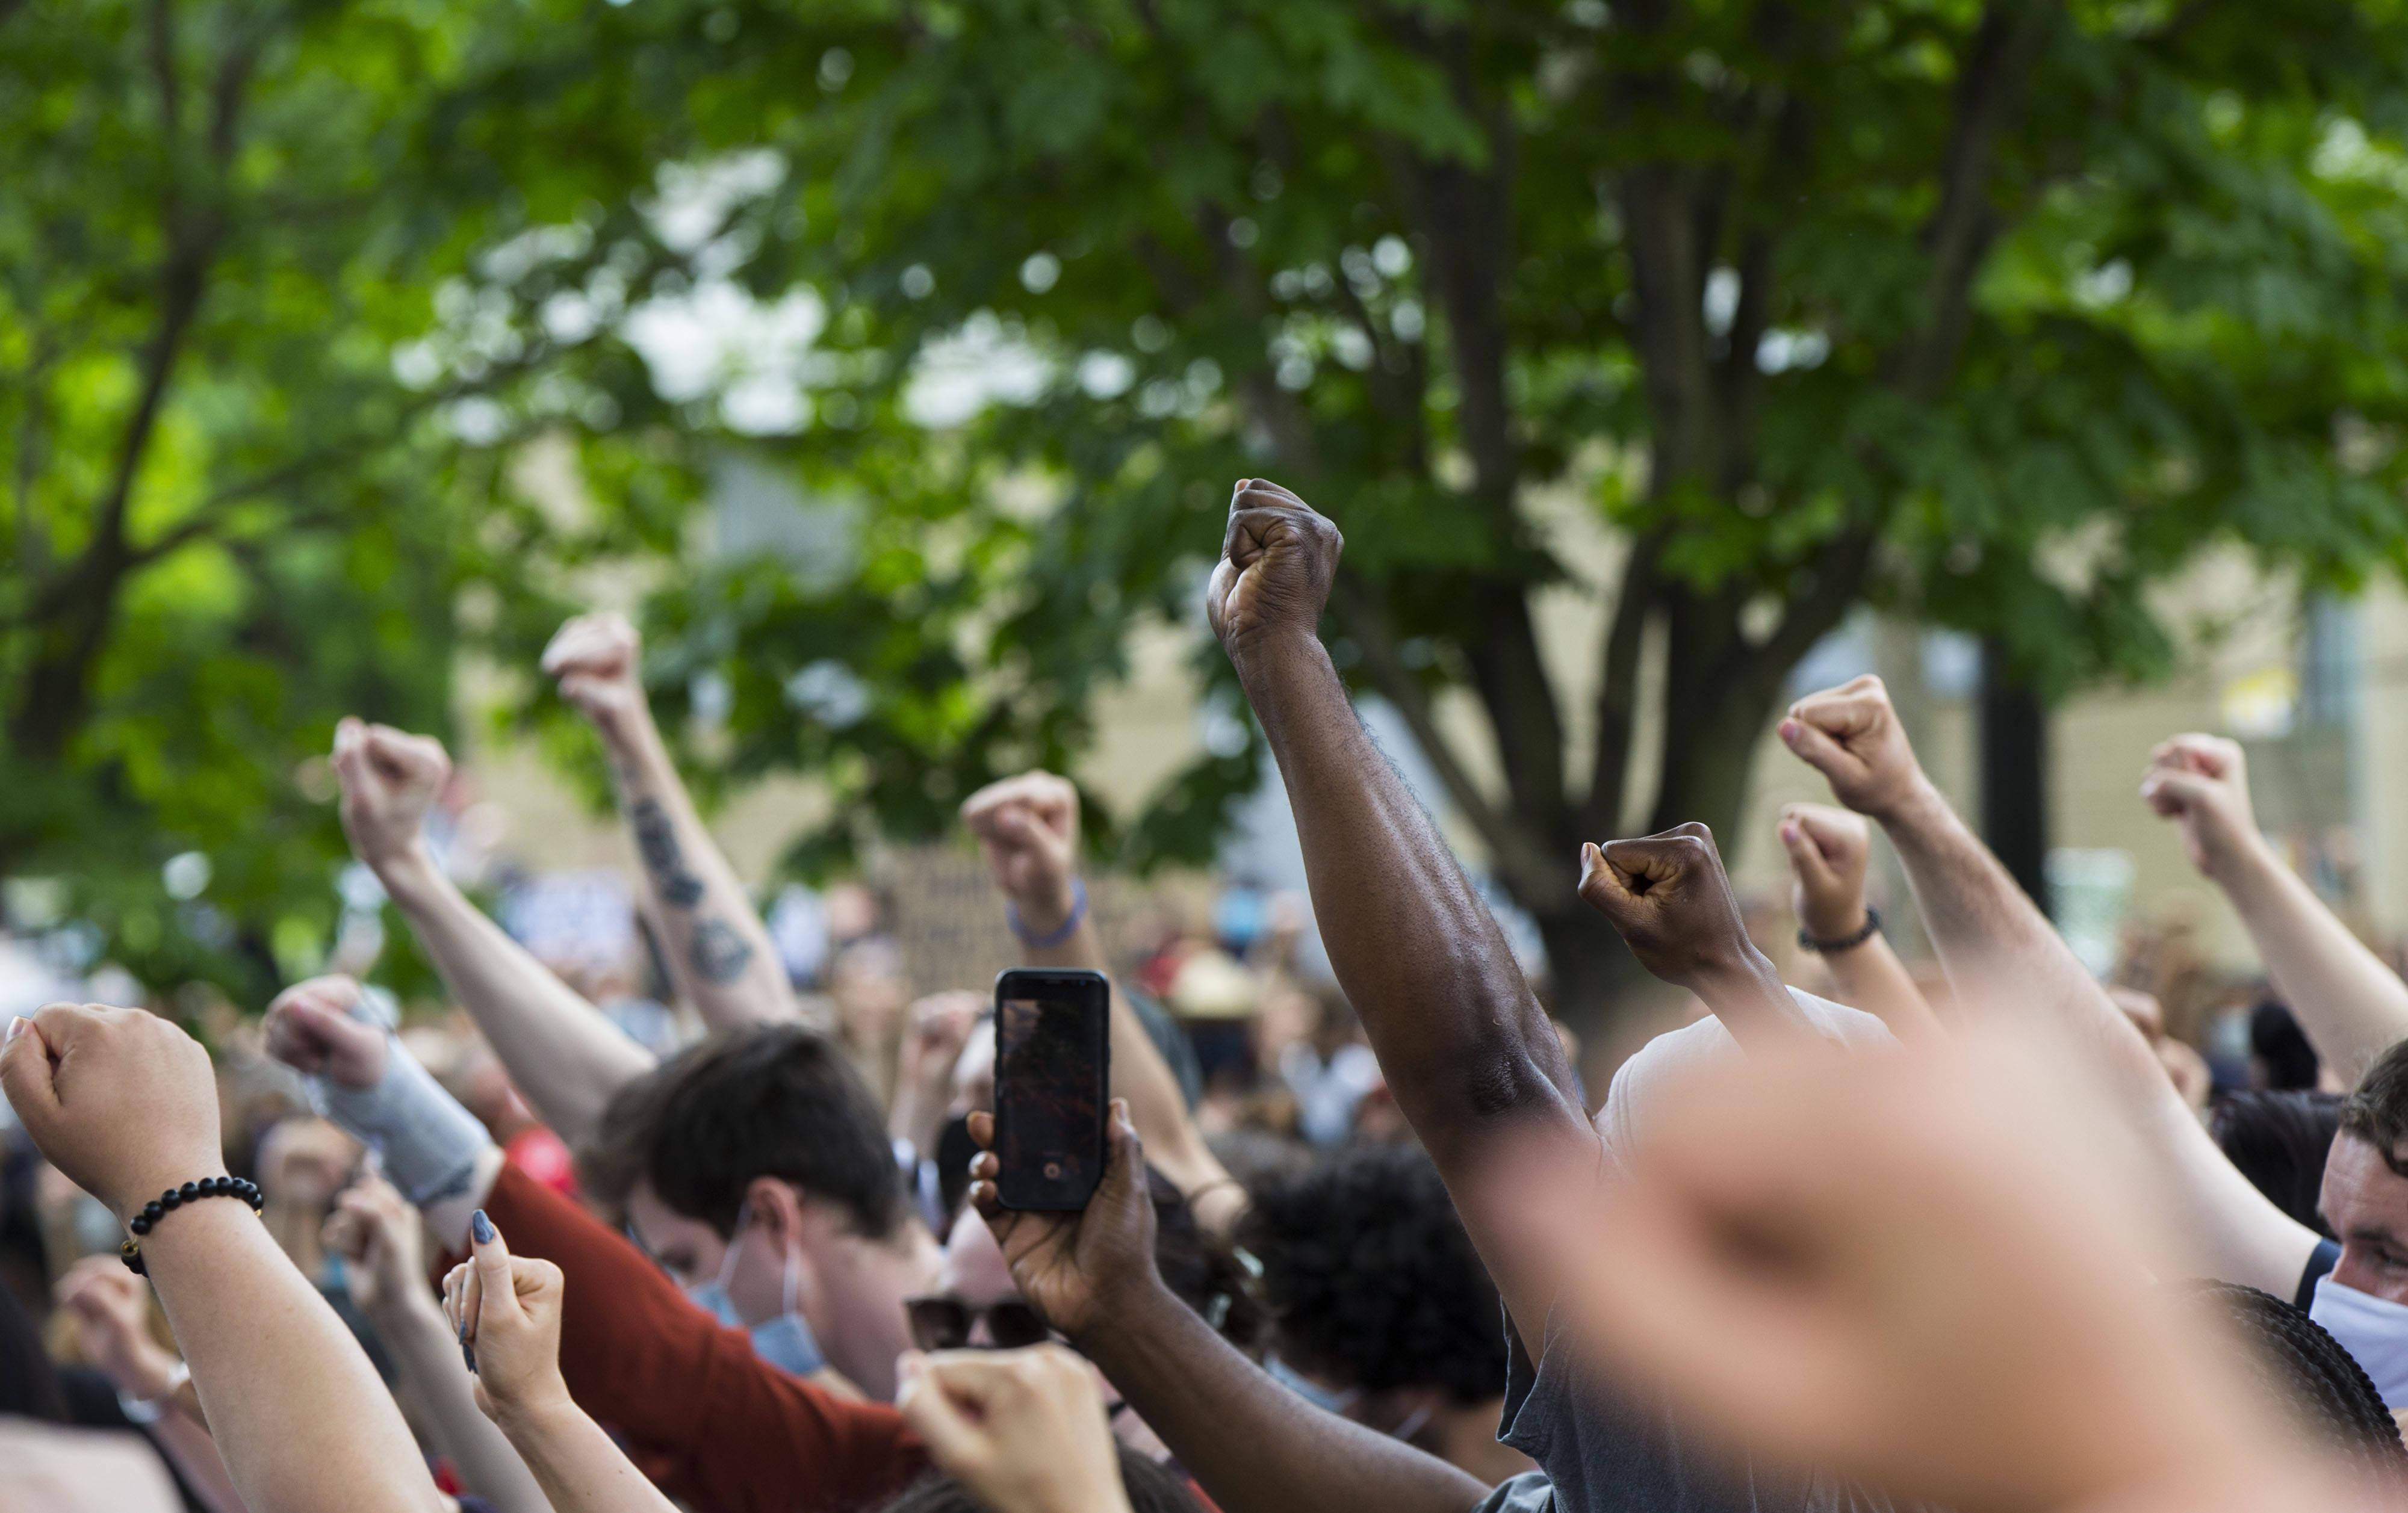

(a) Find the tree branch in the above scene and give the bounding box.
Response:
[1581,531,1662,835]
[1327,575,1553,898]
[1890,0,2058,398]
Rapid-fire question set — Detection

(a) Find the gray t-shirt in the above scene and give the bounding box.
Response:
[1471,993,1928,1513]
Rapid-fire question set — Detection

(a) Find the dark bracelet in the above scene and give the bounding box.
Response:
[1797,907,1881,956]
[1007,878,1088,950]
[120,1177,264,1275]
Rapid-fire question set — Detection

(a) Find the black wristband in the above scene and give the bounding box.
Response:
[1797,907,1881,955]
[120,1177,264,1275]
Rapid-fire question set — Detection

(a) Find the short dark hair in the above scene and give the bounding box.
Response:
[878,1446,1200,1513]
[583,1024,905,1240]
[2213,1089,2343,1237]
[2251,1000,2321,1092]
[2339,1039,2408,1181]
[1240,1145,1505,1402]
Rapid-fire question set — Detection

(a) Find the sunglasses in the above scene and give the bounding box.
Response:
[905,1296,1051,1352]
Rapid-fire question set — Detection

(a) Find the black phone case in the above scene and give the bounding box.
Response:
[993,969,1112,1211]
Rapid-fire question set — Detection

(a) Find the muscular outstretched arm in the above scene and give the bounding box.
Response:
[1781,679,2320,1297]
[1209,481,1590,1341]
[332,719,654,1148]
[545,613,813,1033]
[2144,734,2408,1084]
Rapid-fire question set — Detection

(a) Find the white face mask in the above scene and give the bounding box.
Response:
[2310,1274,2408,1408]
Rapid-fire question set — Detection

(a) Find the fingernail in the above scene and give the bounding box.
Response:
[463,1341,477,1373]
[1778,720,1799,744]
[471,1210,494,1244]
[4,1016,24,1044]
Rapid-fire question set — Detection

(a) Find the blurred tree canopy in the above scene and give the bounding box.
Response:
[12,0,2408,1024]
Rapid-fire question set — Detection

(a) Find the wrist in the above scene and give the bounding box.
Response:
[1871,773,1950,835]
[1226,627,1331,686]
[2199,829,2278,890]
[598,700,668,773]
[368,843,444,904]
[488,1378,580,1438]
[1799,902,1870,943]
[117,1344,186,1403]
[1070,1269,1182,1359]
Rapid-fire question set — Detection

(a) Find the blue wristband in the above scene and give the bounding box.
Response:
[1007,879,1087,950]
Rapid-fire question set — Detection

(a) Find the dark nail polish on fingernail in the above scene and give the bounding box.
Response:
[471,1209,494,1244]
[463,1341,477,1374]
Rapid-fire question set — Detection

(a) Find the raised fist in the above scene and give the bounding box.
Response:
[331,718,451,870]
[1578,824,1757,989]
[263,975,388,1091]
[55,1257,183,1401]
[1778,803,1872,943]
[321,1172,426,1319]
[2139,734,2261,880]
[961,772,1082,930]
[0,1004,223,1221]
[897,1344,1129,1513]
[1204,479,1342,661]
[1780,676,1927,821]
[899,991,985,1098]
[540,611,648,740]
[442,1212,569,1424]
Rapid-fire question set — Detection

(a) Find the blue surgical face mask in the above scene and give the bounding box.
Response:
[685,1202,826,1378]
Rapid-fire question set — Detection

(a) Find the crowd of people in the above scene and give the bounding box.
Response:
[8,479,2408,1513]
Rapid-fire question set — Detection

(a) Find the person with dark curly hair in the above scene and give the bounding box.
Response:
[1243,1147,1533,1483]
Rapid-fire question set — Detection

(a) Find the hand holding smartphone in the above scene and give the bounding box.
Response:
[993,969,1111,1211]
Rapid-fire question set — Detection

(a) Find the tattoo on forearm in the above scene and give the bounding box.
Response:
[629,799,706,908]
[690,920,756,983]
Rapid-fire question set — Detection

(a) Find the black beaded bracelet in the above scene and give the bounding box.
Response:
[120,1177,264,1275]
[1796,906,1882,956]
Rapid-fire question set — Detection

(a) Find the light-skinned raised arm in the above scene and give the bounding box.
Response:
[960,770,1245,1238]
[1776,802,1941,1039]
[331,718,654,1148]
[1,1004,447,1513]
[543,612,814,1033]
[324,1173,552,1513]
[441,1216,680,1513]
[2143,732,2408,1086]
[1778,676,2320,1298]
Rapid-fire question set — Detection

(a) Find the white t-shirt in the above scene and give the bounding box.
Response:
[1595,988,1899,1169]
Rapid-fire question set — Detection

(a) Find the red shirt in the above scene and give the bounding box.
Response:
[474,1162,926,1513]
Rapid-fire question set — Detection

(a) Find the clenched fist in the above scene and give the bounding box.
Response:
[1205,479,1342,661]
[263,975,388,1091]
[961,772,1082,932]
[322,1173,427,1320]
[1779,676,1928,821]
[898,1345,1132,1513]
[1778,803,1873,943]
[1577,825,1757,989]
[442,1213,570,1424]
[540,611,648,743]
[2139,734,2263,880]
[0,1005,223,1221]
[331,718,451,870]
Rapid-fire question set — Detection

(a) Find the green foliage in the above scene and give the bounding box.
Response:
[13,0,2408,1022]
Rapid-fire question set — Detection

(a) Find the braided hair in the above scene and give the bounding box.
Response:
[2183,1281,2408,1491]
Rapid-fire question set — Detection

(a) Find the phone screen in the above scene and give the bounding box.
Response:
[994,970,1110,1211]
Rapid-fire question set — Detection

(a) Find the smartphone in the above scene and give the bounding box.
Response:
[993,968,1112,1211]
